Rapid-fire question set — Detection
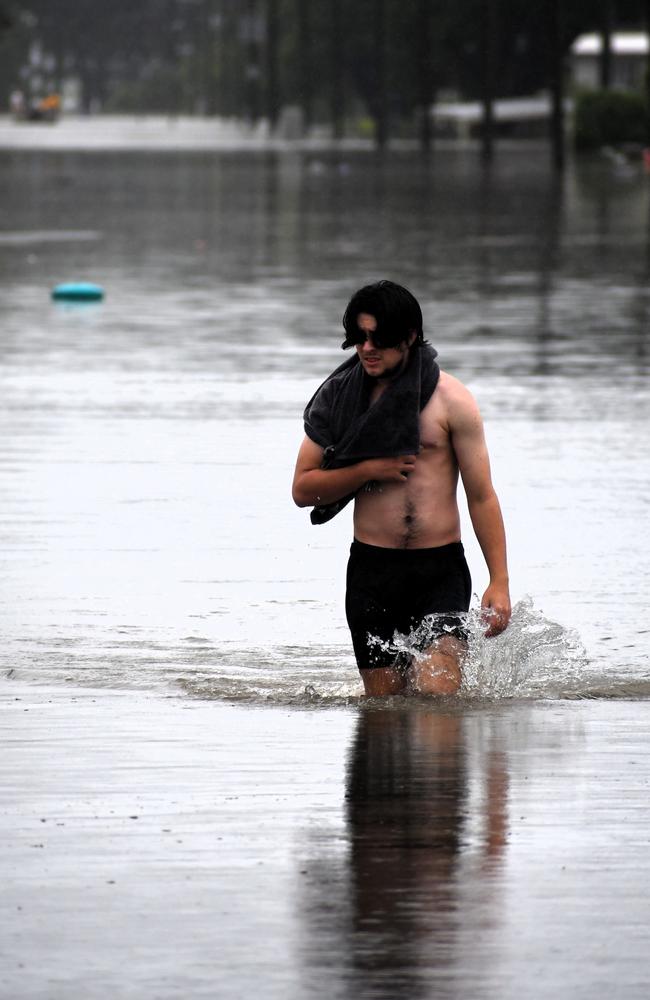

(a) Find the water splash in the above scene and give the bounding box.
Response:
[368,596,592,701]
[176,598,594,705]
[462,596,589,698]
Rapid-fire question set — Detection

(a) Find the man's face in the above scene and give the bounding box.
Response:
[354,312,413,379]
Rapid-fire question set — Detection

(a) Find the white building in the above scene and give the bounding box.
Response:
[571,32,649,91]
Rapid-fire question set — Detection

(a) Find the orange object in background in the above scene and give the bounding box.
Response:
[40,94,60,111]
[35,93,61,119]
[13,92,62,122]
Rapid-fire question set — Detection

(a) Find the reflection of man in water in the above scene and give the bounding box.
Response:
[343,708,508,996]
[292,280,511,696]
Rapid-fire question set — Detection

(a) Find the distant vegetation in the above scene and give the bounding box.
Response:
[0,0,649,153]
[574,88,648,149]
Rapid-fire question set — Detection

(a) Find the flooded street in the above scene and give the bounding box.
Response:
[1,145,649,698]
[3,687,650,999]
[1,136,650,997]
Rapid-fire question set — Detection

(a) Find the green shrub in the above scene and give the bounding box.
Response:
[574,88,648,151]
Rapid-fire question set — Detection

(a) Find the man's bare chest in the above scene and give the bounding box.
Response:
[418,398,452,457]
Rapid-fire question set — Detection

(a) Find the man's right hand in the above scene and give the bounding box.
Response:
[365,454,418,483]
[293,437,417,508]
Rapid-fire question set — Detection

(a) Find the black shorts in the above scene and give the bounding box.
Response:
[345,539,472,671]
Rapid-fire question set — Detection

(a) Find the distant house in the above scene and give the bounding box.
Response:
[570,32,649,91]
[432,95,566,140]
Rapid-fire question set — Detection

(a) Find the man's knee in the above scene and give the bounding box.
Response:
[411,658,461,696]
[409,639,465,697]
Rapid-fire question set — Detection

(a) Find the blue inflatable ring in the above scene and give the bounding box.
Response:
[52,282,105,301]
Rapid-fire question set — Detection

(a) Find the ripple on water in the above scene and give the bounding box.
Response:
[6,598,649,706]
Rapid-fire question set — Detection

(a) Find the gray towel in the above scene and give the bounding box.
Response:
[303,343,440,524]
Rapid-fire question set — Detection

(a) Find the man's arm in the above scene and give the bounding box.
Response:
[292,436,417,508]
[447,385,511,637]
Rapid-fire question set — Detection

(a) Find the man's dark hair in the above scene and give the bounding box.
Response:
[341,280,425,349]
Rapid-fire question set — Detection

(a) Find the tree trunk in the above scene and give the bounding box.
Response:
[481,0,497,163]
[417,0,435,153]
[645,0,650,146]
[197,0,211,115]
[265,0,280,130]
[245,0,262,124]
[549,0,565,170]
[0,4,14,36]
[330,0,345,139]
[599,0,614,89]
[374,0,388,149]
[298,0,313,132]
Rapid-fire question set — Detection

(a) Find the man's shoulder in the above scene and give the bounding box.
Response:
[424,371,482,431]
[433,370,477,407]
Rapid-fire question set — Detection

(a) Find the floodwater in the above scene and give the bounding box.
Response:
[1,144,649,701]
[1,138,650,998]
[3,688,650,1000]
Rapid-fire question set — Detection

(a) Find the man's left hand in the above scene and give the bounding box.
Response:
[481,584,511,637]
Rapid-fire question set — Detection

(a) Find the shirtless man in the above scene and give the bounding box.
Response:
[292,281,511,697]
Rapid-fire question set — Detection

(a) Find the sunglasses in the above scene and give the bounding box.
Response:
[346,328,403,350]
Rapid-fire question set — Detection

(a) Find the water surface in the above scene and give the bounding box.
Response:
[2,142,650,1000]
[1,146,649,702]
